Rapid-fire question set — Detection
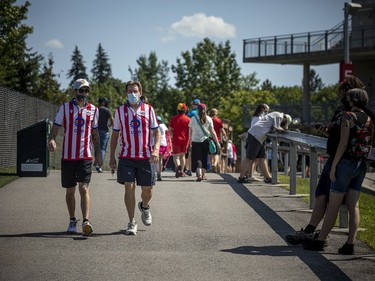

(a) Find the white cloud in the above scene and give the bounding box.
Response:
[161,35,176,43]
[168,13,236,39]
[45,39,64,49]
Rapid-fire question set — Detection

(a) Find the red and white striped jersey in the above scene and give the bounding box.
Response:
[53,99,98,160]
[113,101,158,160]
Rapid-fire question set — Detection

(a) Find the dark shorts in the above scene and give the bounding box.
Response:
[246,133,266,160]
[117,158,155,187]
[228,158,236,167]
[61,160,92,188]
[315,156,332,198]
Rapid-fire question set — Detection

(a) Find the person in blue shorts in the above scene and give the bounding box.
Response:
[285,76,365,252]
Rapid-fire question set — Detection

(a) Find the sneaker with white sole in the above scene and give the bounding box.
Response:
[67,219,78,234]
[125,220,138,235]
[248,176,261,182]
[138,202,152,226]
[82,220,93,236]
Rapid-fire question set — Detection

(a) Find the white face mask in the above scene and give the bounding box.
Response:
[127,92,139,104]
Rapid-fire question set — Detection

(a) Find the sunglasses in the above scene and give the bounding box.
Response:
[78,88,90,94]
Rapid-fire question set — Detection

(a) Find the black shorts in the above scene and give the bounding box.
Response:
[246,133,266,160]
[117,158,155,187]
[61,160,92,188]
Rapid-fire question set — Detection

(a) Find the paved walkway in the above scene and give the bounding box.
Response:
[0,170,374,281]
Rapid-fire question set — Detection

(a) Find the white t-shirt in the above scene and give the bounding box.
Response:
[248,112,284,144]
[159,123,168,146]
[227,142,234,158]
[250,114,266,127]
[189,115,214,142]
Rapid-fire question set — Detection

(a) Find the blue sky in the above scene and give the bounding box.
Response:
[19,0,348,90]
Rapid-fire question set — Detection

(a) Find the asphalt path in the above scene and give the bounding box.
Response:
[0,170,374,281]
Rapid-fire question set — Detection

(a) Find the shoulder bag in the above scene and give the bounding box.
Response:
[194,115,217,154]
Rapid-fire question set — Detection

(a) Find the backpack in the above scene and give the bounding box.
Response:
[347,113,374,160]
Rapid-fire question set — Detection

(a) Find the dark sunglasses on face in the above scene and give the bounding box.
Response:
[78,88,90,94]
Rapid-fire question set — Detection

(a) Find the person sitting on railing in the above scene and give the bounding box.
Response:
[304,88,375,254]
[285,75,367,255]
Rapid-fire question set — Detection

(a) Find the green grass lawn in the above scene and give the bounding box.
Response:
[278,174,375,251]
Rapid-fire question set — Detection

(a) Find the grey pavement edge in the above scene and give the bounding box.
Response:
[0,170,374,281]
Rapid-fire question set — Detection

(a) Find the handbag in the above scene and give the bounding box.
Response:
[194,115,217,154]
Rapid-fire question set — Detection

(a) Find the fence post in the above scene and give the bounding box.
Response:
[289,144,297,194]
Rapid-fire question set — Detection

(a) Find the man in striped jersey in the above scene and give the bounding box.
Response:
[109,80,161,235]
[48,78,102,236]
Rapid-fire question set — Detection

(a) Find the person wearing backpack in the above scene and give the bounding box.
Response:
[304,88,374,254]
[286,75,366,246]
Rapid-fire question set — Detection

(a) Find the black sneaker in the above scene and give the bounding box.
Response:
[175,165,182,178]
[237,177,250,183]
[303,239,325,251]
[185,170,192,176]
[286,228,314,245]
[338,243,354,255]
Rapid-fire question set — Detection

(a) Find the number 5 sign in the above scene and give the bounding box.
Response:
[340,62,354,82]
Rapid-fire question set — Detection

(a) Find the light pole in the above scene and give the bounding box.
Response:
[344,2,362,64]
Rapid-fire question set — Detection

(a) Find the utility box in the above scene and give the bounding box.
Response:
[17,119,50,177]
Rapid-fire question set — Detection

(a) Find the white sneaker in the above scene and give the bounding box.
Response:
[125,220,138,235]
[138,202,152,226]
[95,164,102,173]
[67,219,78,234]
[82,220,93,236]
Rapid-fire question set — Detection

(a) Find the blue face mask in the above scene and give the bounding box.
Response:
[127,92,139,104]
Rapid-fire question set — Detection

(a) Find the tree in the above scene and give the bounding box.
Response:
[67,46,87,86]
[240,73,260,90]
[260,79,273,91]
[91,43,112,84]
[172,38,241,109]
[36,53,64,103]
[272,86,303,105]
[0,0,42,94]
[129,52,175,118]
[304,69,324,93]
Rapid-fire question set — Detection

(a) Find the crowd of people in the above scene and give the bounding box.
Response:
[48,76,374,256]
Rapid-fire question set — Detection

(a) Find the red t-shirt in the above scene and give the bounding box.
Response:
[169,114,190,145]
[212,117,223,142]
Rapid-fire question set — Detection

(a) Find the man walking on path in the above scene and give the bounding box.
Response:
[48,78,102,236]
[109,80,161,235]
[96,97,113,173]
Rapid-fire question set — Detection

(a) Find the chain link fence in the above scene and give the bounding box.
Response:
[0,87,60,170]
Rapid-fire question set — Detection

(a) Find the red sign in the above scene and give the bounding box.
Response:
[340,62,354,82]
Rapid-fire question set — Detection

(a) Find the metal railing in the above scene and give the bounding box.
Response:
[243,22,375,60]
